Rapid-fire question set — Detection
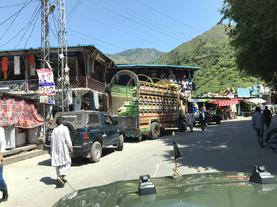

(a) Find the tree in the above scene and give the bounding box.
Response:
[221,0,277,88]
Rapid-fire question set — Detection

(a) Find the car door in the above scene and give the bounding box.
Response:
[103,115,120,146]
[87,113,102,143]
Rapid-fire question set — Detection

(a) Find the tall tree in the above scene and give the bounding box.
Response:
[221,0,277,88]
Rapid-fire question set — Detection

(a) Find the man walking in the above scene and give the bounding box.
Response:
[0,126,8,202]
[252,106,265,147]
[263,106,272,129]
[51,117,73,187]
[199,107,206,131]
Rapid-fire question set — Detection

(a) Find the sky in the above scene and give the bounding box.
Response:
[0,0,223,54]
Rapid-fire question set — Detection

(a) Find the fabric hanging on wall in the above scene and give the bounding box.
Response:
[14,56,20,75]
[1,57,9,80]
[27,55,36,76]
[93,91,100,110]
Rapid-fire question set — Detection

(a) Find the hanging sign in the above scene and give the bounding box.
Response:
[36,68,56,96]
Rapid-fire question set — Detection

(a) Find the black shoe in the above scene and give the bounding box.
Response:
[56,177,65,188]
[1,191,8,202]
[62,178,67,183]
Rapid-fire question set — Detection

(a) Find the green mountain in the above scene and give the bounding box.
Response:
[108,48,164,64]
[156,25,257,95]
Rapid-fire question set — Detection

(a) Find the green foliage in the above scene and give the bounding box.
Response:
[221,0,277,89]
[156,25,257,95]
[107,48,164,64]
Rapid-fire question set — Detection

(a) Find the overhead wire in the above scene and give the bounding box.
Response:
[23,6,40,48]
[0,0,38,9]
[0,2,40,47]
[67,0,83,23]
[14,3,40,49]
[136,0,202,33]
[0,0,33,27]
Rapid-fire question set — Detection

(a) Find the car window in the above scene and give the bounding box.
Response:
[88,114,100,127]
[61,114,82,125]
[104,115,114,125]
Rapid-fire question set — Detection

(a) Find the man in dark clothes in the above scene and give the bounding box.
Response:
[263,106,272,129]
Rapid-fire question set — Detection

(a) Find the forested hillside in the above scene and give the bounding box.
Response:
[108,48,164,64]
[156,25,257,95]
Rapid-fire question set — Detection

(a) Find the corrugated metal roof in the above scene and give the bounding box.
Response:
[0,44,95,53]
[116,64,200,70]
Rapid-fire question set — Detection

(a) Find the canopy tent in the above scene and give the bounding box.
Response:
[243,98,266,105]
[209,98,240,106]
[0,99,44,128]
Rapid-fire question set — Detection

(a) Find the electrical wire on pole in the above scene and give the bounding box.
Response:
[57,0,69,112]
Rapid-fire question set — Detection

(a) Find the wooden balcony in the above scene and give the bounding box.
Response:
[0,76,105,94]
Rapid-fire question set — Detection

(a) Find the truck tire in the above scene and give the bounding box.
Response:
[117,135,124,151]
[89,141,102,163]
[64,122,77,143]
[150,122,160,139]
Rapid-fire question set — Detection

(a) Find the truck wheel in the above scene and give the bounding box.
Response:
[89,141,102,163]
[117,135,124,151]
[150,122,160,139]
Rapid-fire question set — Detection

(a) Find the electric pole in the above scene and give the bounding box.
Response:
[57,0,69,112]
[41,0,49,68]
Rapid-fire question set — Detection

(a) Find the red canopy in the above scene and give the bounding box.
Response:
[0,99,45,128]
[209,98,240,106]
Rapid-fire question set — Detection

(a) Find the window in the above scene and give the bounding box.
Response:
[88,114,100,127]
[104,115,114,125]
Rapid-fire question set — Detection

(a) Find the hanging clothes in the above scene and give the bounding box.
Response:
[27,55,36,76]
[1,57,9,80]
[14,56,20,75]
[93,91,100,110]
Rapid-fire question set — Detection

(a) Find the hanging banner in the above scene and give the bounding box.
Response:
[39,96,55,105]
[36,68,56,96]
[14,56,20,75]
[37,68,56,104]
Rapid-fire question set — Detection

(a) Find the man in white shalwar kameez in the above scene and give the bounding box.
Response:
[51,117,73,186]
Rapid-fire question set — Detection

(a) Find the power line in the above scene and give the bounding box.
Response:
[0,0,36,41]
[14,4,40,49]
[0,0,33,27]
[67,0,83,23]
[0,0,38,9]
[0,2,40,47]
[136,0,202,33]
[24,7,40,48]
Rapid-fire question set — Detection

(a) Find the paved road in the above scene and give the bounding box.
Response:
[2,117,277,207]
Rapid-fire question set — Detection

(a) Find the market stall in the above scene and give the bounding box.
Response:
[209,98,241,119]
[0,99,45,149]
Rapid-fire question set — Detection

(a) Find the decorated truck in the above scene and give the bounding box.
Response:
[107,70,186,141]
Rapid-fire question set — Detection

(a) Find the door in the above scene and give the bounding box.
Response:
[87,113,102,143]
[103,115,120,145]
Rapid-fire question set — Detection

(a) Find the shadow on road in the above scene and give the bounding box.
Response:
[160,117,277,174]
[40,176,57,186]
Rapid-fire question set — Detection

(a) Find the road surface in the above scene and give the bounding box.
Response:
[2,117,277,207]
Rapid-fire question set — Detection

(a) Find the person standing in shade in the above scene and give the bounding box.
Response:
[186,109,195,132]
[0,126,8,202]
[263,106,272,129]
[199,107,206,131]
[51,117,73,187]
[252,106,265,147]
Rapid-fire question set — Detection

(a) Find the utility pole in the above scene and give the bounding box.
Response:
[41,0,49,68]
[57,0,69,112]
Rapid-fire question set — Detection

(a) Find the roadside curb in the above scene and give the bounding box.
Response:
[4,149,47,166]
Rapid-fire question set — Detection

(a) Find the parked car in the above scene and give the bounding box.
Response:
[44,111,125,163]
[194,110,222,125]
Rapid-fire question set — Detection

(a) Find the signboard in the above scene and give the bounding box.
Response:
[237,88,250,98]
[36,68,56,104]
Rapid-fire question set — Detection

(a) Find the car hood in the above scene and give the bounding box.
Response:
[53,172,277,207]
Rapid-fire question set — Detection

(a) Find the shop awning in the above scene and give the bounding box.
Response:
[243,98,266,105]
[0,99,45,128]
[209,99,240,106]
